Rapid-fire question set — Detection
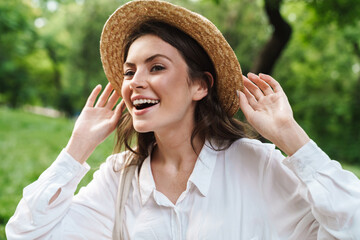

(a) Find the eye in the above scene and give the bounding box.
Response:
[150,65,165,72]
[123,70,135,78]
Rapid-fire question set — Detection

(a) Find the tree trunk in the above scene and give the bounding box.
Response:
[251,0,292,74]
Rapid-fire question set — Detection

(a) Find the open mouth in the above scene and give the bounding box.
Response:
[132,99,160,110]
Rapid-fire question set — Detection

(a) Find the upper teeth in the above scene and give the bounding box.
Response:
[132,99,159,106]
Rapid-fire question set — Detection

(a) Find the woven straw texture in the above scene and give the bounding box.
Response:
[100,0,243,116]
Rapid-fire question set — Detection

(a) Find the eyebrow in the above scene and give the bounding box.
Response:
[124,54,172,67]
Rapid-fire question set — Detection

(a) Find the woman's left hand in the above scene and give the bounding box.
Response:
[238,73,310,156]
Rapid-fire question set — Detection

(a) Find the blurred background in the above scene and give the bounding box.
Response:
[1,0,360,238]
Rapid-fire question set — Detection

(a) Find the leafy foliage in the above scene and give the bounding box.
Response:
[276,1,360,162]
[0,0,359,162]
[304,0,360,26]
[0,0,38,107]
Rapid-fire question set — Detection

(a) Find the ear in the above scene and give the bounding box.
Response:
[192,72,214,101]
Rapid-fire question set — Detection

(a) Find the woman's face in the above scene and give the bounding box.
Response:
[121,34,207,134]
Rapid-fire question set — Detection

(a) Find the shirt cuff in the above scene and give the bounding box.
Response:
[53,149,90,179]
[282,140,331,182]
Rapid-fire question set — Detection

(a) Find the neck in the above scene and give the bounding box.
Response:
[152,128,204,170]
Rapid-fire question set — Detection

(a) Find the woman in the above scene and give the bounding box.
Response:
[6,1,360,239]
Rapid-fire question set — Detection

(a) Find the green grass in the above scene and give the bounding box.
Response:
[1,107,360,239]
[342,163,360,179]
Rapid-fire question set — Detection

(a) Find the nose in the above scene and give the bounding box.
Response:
[129,70,148,90]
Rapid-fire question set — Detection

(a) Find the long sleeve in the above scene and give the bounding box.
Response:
[5,150,122,240]
[283,140,360,239]
[262,140,360,239]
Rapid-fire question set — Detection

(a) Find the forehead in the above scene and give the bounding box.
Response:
[125,34,182,62]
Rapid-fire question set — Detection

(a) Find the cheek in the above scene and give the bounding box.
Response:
[155,74,188,97]
[121,82,132,108]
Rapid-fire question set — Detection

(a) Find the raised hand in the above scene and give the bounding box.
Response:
[66,83,126,164]
[239,73,309,156]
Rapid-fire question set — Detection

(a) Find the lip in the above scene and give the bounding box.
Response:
[133,102,159,116]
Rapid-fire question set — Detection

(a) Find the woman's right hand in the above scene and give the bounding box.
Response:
[65,83,126,164]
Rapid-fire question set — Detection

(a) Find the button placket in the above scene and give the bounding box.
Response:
[173,207,182,240]
[170,209,176,238]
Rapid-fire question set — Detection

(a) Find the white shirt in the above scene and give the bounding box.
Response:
[6,138,360,239]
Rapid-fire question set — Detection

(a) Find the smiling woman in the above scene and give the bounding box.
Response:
[116,21,248,164]
[5,1,360,240]
[123,34,196,133]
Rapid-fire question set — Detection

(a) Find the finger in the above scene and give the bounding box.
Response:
[258,73,283,93]
[238,90,254,119]
[85,84,102,107]
[106,90,121,110]
[118,99,126,113]
[242,76,259,105]
[244,74,264,100]
[242,86,258,107]
[247,72,273,95]
[95,83,113,107]
[111,100,126,122]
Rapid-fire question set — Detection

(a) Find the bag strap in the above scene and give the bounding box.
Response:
[112,159,137,240]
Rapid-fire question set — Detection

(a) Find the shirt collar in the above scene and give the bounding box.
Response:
[138,140,218,205]
[188,140,218,197]
[138,154,155,205]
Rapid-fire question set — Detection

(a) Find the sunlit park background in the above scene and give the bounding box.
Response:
[1,0,360,237]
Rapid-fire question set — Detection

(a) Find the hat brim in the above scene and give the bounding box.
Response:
[100,0,243,116]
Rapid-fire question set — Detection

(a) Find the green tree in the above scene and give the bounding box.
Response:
[61,0,127,114]
[301,0,360,163]
[0,0,37,107]
[276,0,360,163]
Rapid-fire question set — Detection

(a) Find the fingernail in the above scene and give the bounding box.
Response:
[236,90,240,97]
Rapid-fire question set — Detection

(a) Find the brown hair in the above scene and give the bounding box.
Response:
[114,21,254,167]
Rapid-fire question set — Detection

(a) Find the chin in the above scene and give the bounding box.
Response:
[133,123,153,133]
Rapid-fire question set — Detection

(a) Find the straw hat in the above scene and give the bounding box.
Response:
[100,0,243,116]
